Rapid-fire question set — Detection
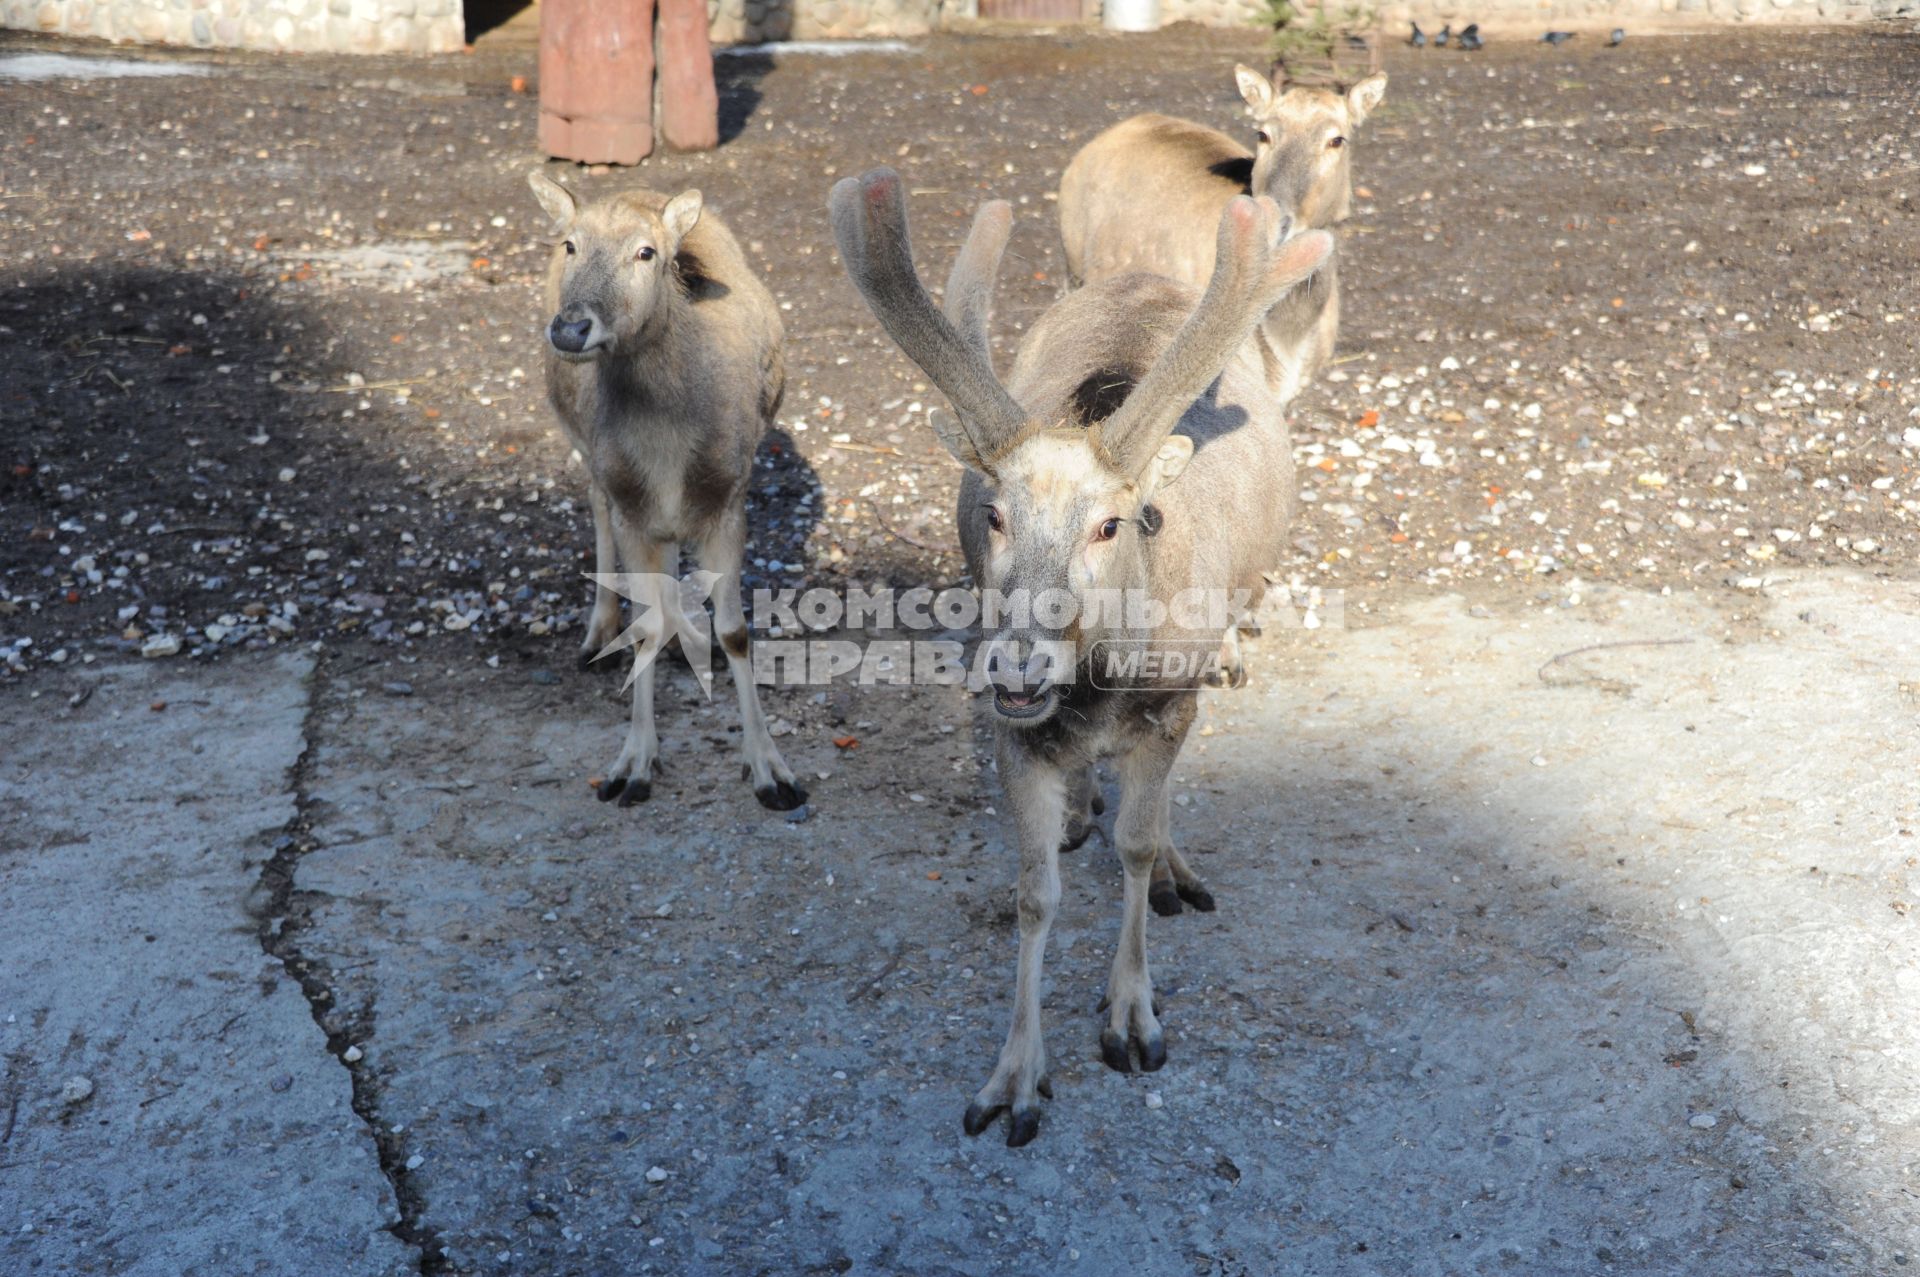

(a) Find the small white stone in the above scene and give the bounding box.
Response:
[405,1153,425,1170]
[1144,1091,1164,1110]
[645,1165,669,1183]
[60,1076,94,1105]
[1688,1112,1718,1129]
[140,634,182,659]
[342,1045,364,1063]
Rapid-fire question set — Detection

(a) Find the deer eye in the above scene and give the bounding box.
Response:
[1327,136,1346,150]
[1256,129,1272,145]
[636,245,657,262]
[563,240,576,256]
[1094,517,1121,542]
[984,505,1004,532]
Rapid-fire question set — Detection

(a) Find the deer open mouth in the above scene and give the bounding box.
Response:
[993,686,1055,720]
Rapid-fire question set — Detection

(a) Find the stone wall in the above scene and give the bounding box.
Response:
[1379,0,1908,23]
[1133,0,1906,23]
[2,0,465,52]
[1160,0,1263,26]
[707,0,943,41]
[4,0,1900,56]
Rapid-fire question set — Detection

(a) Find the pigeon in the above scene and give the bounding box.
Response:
[1409,20,1426,47]
[1435,23,1451,46]
[1607,27,1625,45]
[1541,30,1575,44]
[1458,22,1484,50]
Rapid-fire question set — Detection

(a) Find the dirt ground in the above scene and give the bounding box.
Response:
[2,22,1917,671]
[2,16,1919,1277]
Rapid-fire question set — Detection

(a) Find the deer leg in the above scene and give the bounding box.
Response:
[695,510,804,812]
[597,523,669,807]
[579,481,625,670]
[1150,838,1216,916]
[1103,714,1195,1072]
[964,752,1066,1148]
[1205,625,1247,690]
[1060,764,1104,852]
[1160,843,1215,913]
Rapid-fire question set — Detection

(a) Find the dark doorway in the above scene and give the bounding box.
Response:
[465,0,535,43]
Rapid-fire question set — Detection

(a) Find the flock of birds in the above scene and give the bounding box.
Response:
[1406,22,1627,50]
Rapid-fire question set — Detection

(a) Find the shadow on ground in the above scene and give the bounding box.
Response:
[272,572,1917,1276]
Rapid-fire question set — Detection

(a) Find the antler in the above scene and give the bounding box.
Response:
[1090,197,1333,479]
[943,199,1012,371]
[830,169,1028,474]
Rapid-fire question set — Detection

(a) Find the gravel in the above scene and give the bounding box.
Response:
[2,24,1914,686]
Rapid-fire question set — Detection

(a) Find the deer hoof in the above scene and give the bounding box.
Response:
[1060,821,1096,853]
[596,777,626,803]
[962,1100,1003,1137]
[578,645,618,673]
[1089,793,1106,816]
[755,778,807,811]
[1176,882,1217,912]
[1005,1107,1042,1148]
[1148,881,1183,916]
[1100,1025,1166,1074]
[617,779,653,807]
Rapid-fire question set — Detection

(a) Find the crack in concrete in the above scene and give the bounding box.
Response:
[249,652,448,1275]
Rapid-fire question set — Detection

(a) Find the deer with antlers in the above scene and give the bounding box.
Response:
[831,167,1331,1146]
[1059,62,1386,408]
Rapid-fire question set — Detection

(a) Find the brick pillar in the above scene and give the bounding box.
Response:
[538,0,658,166]
[656,0,721,151]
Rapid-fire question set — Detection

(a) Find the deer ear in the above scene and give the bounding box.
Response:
[928,406,992,474]
[527,170,579,231]
[1141,434,1194,498]
[1234,64,1275,115]
[662,189,704,248]
[1346,72,1387,126]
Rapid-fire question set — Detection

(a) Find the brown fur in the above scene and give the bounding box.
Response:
[1058,68,1386,406]
[833,169,1330,1146]
[530,172,802,811]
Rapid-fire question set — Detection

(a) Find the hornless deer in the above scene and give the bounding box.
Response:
[831,168,1331,1145]
[529,172,805,812]
[1058,64,1386,408]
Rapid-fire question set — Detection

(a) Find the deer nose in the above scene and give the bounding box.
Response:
[548,311,596,354]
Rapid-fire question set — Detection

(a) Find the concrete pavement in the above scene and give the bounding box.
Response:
[3,570,1916,1275]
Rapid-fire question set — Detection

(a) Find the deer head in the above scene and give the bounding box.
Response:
[1233,64,1387,231]
[529,171,703,360]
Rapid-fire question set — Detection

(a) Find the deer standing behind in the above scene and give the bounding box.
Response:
[832,168,1331,1146]
[1059,64,1386,408]
[528,172,804,812]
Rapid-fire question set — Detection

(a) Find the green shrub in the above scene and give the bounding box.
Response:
[1262,0,1375,73]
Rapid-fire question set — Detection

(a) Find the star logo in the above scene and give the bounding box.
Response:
[583,571,723,694]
